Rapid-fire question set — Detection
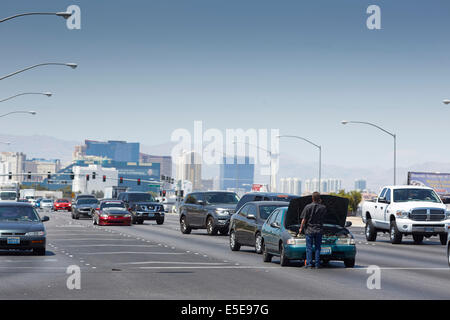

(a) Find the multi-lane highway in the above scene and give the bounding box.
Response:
[0,210,448,299]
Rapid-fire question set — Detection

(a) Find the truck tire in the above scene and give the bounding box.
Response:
[390,221,403,244]
[440,233,448,245]
[365,220,377,242]
[447,243,450,267]
[413,234,423,244]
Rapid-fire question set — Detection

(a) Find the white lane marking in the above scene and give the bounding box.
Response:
[77,252,188,255]
[49,238,136,241]
[0,259,57,263]
[135,266,450,270]
[117,261,231,265]
[61,244,157,248]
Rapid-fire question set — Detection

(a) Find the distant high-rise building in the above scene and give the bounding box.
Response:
[355,179,367,191]
[219,156,254,192]
[80,140,140,162]
[175,151,202,191]
[0,152,26,184]
[304,178,340,194]
[327,179,342,193]
[140,153,172,178]
[279,177,302,195]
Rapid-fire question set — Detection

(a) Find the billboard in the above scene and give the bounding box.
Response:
[407,172,450,196]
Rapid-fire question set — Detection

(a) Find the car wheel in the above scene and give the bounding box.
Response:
[156,218,164,225]
[344,258,355,268]
[75,214,79,220]
[138,219,144,225]
[92,216,97,225]
[447,243,450,267]
[439,233,448,245]
[390,221,402,244]
[206,217,218,235]
[262,241,272,263]
[255,233,263,254]
[180,216,191,234]
[413,234,423,244]
[33,248,46,256]
[365,219,377,242]
[229,230,241,251]
[279,243,289,267]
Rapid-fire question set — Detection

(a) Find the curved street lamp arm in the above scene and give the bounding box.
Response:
[345,121,395,138]
[0,111,35,118]
[0,92,51,103]
[0,12,65,23]
[233,141,272,155]
[0,63,73,81]
[277,135,321,149]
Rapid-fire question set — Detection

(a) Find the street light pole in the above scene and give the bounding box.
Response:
[0,111,37,118]
[277,135,322,192]
[0,63,77,81]
[341,120,397,185]
[0,92,52,103]
[0,11,72,24]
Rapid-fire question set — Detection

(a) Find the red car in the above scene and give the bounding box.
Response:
[92,200,131,226]
[53,199,72,211]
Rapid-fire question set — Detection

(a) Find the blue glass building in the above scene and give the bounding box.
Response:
[85,140,139,162]
[219,156,254,192]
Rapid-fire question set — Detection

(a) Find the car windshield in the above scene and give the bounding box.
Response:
[204,192,239,204]
[42,200,53,203]
[127,193,155,202]
[57,199,69,203]
[101,202,125,209]
[259,205,286,220]
[0,206,40,222]
[393,189,441,203]
[0,192,17,200]
[77,199,99,205]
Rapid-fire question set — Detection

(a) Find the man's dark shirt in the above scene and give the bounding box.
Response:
[300,202,326,235]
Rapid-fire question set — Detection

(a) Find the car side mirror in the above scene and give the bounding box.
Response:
[270,222,280,228]
[156,199,160,202]
[345,221,352,228]
[197,200,205,206]
[247,214,256,220]
[378,197,386,203]
[96,208,100,211]
[41,216,50,222]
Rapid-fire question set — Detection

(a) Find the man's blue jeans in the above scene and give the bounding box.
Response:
[306,233,322,267]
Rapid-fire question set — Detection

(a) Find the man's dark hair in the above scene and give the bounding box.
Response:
[312,192,321,203]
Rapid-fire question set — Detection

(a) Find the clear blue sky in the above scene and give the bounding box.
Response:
[1,0,450,173]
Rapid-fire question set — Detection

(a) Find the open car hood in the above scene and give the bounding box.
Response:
[285,195,349,228]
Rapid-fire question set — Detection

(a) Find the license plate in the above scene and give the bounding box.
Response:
[320,247,332,255]
[7,237,20,245]
[147,213,154,218]
[424,227,434,233]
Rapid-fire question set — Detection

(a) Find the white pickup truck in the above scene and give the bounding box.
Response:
[362,185,450,245]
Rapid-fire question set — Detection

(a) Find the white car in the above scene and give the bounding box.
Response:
[40,199,54,211]
[362,185,450,245]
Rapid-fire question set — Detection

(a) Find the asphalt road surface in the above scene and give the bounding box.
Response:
[0,210,448,299]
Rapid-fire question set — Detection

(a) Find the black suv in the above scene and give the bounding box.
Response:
[117,192,164,225]
[179,191,239,235]
[235,192,299,212]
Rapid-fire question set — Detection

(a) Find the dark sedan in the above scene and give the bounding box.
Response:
[229,201,289,254]
[72,198,99,219]
[0,202,49,255]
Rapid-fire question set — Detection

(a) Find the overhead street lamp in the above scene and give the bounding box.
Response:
[0,63,77,81]
[443,100,450,105]
[0,92,52,103]
[0,110,37,118]
[0,11,73,24]
[277,135,322,192]
[233,141,274,192]
[341,120,397,185]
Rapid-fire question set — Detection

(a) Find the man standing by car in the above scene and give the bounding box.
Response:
[299,192,326,269]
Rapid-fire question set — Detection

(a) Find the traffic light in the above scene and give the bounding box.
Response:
[103,175,106,182]
[27,172,31,180]
[171,178,174,184]
[86,174,89,181]
[92,172,96,180]
[70,172,74,180]
[162,190,166,197]
[137,178,141,185]
[119,177,123,184]
[47,172,51,179]
[8,172,12,180]
[161,175,165,181]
